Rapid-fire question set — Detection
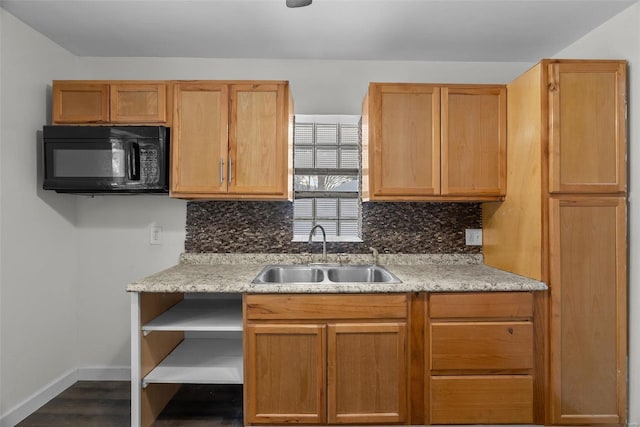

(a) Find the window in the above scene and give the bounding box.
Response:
[293,115,362,242]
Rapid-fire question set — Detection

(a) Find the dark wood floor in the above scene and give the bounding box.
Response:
[17,381,244,427]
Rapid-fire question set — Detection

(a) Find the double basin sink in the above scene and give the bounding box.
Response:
[252,264,401,285]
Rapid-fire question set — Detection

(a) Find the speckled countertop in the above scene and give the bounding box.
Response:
[126,253,547,293]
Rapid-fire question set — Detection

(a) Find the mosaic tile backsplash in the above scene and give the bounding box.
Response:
[185,201,482,254]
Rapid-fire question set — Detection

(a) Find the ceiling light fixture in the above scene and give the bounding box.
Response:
[286,0,312,7]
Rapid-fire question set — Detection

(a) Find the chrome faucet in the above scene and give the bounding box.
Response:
[308,224,327,263]
[369,246,379,265]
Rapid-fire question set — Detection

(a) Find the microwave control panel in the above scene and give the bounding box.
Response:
[139,146,160,184]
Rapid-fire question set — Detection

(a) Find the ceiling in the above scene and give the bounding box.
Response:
[1,0,636,62]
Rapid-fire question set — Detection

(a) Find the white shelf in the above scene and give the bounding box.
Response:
[142,298,243,333]
[143,338,243,387]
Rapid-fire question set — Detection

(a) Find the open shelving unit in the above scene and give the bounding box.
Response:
[142,297,243,333]
[143,337,243,386]
[140,294,244,388]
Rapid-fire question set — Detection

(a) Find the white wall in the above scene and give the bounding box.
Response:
[553,4,640,424]
[0,9,80,418]
[74,196,186,369]
[79,57,531,114]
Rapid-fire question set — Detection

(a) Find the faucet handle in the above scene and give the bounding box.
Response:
[369,247,379,265]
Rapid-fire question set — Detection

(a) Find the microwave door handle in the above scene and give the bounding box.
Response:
[129,142,140,181]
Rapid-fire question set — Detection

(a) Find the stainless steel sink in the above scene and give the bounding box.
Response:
[252,265,325,284]
[326,265,399,283]
[252,264,401,284]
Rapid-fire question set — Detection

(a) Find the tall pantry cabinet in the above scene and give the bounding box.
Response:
[482,60,627,425]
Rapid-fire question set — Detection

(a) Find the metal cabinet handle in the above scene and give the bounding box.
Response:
[219,159,224,184]
[228,158,232,183]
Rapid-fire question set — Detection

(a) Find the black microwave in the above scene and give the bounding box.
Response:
[43,125,169,193]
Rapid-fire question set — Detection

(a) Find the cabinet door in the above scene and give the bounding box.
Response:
[369,84,440,198]
[441,86,506,196]
[549,196,626,424]
[171,83,229,195]
[229,84,287,196]
[327,322,407,424]
[52,82,109,123]
[548,62,626,193]
[245,324,326,425]
[110,83,167,123]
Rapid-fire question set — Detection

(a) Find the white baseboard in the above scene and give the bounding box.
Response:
[0,367,131,427]
[0,369,77,427]
[77,366,131,381]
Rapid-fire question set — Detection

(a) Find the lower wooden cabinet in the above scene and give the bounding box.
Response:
[427,292,537,425]
[430,321,533,370]
[244,294,408,425]
[327,323,407,424]
[134,291,543,426]
[245,324,327,424]
[430,376,533,424]
[549,196,627,424]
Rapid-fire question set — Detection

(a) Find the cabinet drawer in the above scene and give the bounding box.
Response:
[245,294,407,320]
[431,322,533,370]
[430,376,533,424]
[430,292,533,319]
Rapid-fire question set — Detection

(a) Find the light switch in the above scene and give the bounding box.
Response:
[150,224,162,245]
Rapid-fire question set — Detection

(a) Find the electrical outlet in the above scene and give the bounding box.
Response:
[465,228,482,246]
[150,224,163,245]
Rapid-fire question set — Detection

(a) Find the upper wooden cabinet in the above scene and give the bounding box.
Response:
[368,84,441,197]
[548,62,626,193]
[363,83,506,201]
[442,86,506,196]
[52,81,169,124]
[52,82,109,123]
[110,83,167,123]
[171,81,291,199]
[171,82,229,195]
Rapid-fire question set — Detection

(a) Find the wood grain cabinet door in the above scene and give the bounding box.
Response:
[369,84,441,198]
[327,322,407,424]
[229,84,288,197]
[171,82,229,195]
[245,323,326,425]
[441,86,506,196]
[549,196,627,425]
[52,82,109,123]
[110,83,167,123]
[548,62,626,193]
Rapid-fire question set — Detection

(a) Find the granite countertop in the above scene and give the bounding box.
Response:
[126,253,547,293]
